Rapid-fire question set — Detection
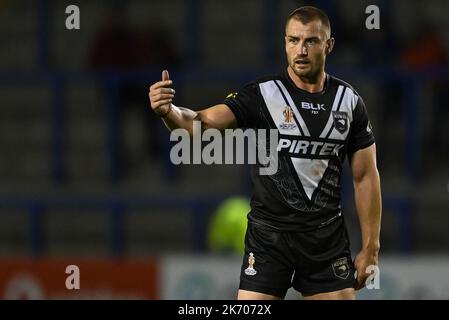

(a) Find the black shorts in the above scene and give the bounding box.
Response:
[239,217,356,297]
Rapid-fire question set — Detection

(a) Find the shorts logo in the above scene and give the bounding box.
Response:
[332,257,350,280]
[332,111,348,134]
[244,252,257,276]
[279,106,297,130]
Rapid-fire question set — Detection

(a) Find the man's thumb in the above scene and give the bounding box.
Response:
[162,70,169,81]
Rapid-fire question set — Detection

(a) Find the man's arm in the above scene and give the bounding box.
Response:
[350,143,382,290]
[148,70,237,135]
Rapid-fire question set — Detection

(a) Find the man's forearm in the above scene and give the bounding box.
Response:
[354,169,382,250]
[149,73,236,134]
[161,104,198,134]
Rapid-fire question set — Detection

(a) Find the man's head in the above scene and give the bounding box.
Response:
[285,6,334,81]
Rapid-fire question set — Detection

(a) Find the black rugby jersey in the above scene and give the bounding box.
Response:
[224,69,375,231]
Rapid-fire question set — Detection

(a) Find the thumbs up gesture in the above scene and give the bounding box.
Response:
[149,70,175,116]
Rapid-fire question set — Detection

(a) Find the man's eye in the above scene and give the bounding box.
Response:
[289,38,298,44]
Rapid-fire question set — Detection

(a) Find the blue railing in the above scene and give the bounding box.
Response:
[0,194,411,256]
[0,195,236,256]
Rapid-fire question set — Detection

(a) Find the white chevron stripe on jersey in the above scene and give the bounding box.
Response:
[259,81,301,136]
[320,85,345,138]
[327,87,357,140]
[291,158,329,200]
[275,80,311,137]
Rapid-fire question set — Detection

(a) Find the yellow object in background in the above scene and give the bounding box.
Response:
[207,196,250,255]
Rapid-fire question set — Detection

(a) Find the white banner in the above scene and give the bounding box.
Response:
[159,254,449,300]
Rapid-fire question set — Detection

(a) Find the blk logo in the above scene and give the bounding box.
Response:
[301,102,325,114]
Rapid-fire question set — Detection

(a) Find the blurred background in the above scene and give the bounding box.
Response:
[0,0,448,299]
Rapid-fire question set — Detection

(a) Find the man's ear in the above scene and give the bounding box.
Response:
[326,37,335,55]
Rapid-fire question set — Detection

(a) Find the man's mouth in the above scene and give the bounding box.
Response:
[295,59,310,65]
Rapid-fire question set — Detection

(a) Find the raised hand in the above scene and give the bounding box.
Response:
[148,70,175,116]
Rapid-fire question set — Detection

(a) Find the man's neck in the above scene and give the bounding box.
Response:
[287,66,326,93]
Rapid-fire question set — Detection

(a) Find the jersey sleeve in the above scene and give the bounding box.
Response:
[347,96,375,155]
[223,83,260,128]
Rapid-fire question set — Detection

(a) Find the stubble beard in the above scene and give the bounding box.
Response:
[289,56,325,83]
[291,61,318,82]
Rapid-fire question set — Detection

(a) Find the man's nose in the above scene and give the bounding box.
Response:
[299,42,308,56]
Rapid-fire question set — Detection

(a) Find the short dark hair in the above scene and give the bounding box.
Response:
[285,6,331,37]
